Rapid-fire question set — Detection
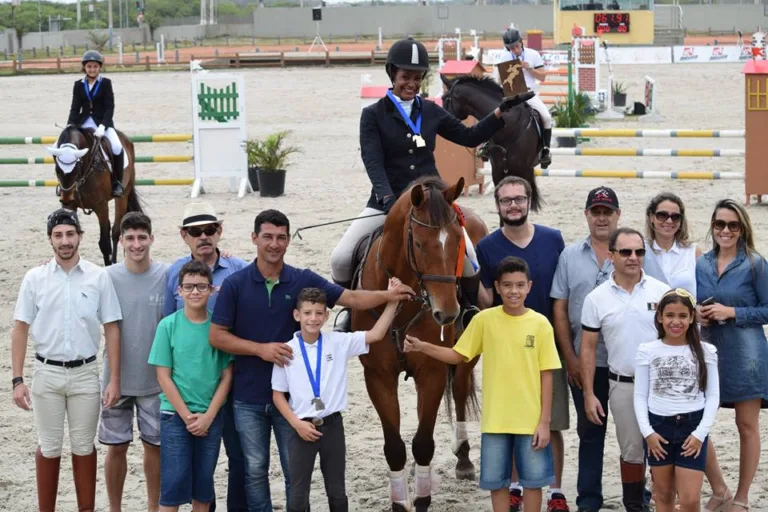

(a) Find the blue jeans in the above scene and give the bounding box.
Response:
[210,393,248,511]
[646,410,708,471]
[234,401,292,512]
[159,410,224,507]
[479,433,555,490]
[570,367,610,511]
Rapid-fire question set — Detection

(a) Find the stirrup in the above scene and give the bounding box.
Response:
[540,148,552,169]
[112,182,124,197]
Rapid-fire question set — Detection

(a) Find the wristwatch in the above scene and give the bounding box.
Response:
[12,377,23,388]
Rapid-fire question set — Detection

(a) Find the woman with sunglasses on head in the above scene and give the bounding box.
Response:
[643,193,702,297]
[695,199,768,512]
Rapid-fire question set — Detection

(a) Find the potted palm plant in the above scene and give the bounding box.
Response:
[550,93,596,148]
[612,80,627,107]
[245,130,302,197]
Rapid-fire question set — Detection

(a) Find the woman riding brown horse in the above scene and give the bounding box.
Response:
[352,175,487,511]
[47,125,142,266]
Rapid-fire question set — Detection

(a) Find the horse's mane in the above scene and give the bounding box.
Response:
[57,125,89,147]
[451,75,503,97]
[409,176,455,227]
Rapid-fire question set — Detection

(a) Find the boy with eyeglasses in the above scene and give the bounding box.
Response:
[580,227,669,512]
[149,260,234,512]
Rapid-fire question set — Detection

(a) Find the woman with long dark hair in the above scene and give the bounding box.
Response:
[696,199,768,511]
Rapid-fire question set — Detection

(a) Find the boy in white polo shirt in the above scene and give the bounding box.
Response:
[272,279,401,512]
[579,227,670,512]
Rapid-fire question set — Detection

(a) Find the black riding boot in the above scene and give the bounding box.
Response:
[333,280,352,333]
[111,151,125,197]
[540,128,552,169]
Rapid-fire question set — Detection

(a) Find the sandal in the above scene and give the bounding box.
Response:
[730,501,749,511]
[705,488,734,512]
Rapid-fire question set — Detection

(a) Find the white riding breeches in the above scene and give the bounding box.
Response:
[82,116,123,155]
[527,93,552,129]
[330,207,387,283]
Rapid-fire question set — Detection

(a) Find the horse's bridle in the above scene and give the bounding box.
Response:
[373,203,466,379]
[56,136,109,215]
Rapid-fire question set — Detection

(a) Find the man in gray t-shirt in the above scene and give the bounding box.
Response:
[98,212,167,512]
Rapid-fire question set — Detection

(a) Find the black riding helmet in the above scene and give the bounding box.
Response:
[385,38,429,82]
[503,28,523,48]
[81,50,103,65]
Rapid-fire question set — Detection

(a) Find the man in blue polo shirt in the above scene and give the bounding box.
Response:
[163,201,249,512]
[209,209,414,512]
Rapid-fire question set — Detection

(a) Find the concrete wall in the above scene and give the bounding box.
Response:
[0,29,18,55]
[17,27,149,51]
[681,5,768,34]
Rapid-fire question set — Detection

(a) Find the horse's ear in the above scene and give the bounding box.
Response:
[442,177,465,204]
[411,184,426,209]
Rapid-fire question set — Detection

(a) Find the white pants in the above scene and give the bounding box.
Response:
[608,379,645,464]
[527,93,552,129]
[82,116,123,155]
[31,359,101,458]
[330,207,387,283]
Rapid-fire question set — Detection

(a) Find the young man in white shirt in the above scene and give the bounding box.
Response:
[272,283,400,512]
[11,208,123,512]
[579,227,670,512]
[497,28,554,168]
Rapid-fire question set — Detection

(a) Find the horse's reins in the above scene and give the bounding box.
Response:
[56,136,110,215]
[374,202,467,379]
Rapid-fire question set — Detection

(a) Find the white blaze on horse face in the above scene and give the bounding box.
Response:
[438,229,449,252]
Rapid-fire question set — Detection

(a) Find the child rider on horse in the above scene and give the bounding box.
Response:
[330,37,531,331]
[67,50,125,197]
[497,28,553,169]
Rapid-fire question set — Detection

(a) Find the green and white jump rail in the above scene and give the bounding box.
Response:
[0,134,193,145]
[0,178,195,187]
[552,129,745,138]
[0,156,193,165]
[550,148,744,157]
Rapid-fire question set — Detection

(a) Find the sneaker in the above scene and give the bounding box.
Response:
[548,493,570,512]
[509,488,523,512]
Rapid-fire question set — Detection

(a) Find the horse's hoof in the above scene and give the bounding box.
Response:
[455,464,475,480]
[454,440,475,480]
[392,503,410,512]
[414,496,432,512]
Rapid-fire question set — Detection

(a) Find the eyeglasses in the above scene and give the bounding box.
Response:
[663,287,695,308]
[185,225,219,237]
[180,283,213,292]
[654,211,682,223]
[612,248,646,258]
[712,220,741,232]
[498,196,528,207]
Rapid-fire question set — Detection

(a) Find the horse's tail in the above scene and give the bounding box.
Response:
[442,361,480,423]
[126,188,145,214]
[529,174,543,212]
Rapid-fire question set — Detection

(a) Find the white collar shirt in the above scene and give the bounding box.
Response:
[644,239,698,297]
[14,258,123,361]
[271,330,369,419]
[580,271,670,377]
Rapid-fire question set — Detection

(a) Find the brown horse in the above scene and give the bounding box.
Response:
[352,176,487,511]
[441,74,544,211]
[47,126,142,265]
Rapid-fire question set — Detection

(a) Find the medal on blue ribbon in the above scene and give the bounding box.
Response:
[386,90,425,148]
[298,333,325,411]
[83,76,102,110]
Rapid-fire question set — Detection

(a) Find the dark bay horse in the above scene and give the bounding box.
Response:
[352,176,487,511]
[47,126,142,265]
[441,75,544,211]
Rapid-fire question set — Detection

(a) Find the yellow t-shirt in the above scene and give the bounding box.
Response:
[453,307,561,434]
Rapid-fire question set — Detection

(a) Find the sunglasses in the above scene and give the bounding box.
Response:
[180,283,213,292]
[712,220,741,232]
[612,248,646,258]
[185,225,219,237]
[654,211,682,223]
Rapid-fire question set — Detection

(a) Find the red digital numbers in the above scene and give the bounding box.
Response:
[593,12,630,34]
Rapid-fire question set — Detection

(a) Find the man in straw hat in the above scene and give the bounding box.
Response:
[163,201,250,511]
[11,208,123,512]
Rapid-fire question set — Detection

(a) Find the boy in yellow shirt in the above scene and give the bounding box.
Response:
[404,256,561,512]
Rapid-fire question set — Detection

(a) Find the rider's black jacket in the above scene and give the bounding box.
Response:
[67,77,115,128]
[360,92,504,211]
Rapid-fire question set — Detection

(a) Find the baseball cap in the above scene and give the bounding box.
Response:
[585,187,620,211]
[47,208,82,236]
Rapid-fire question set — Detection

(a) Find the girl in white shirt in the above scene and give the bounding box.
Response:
[634,288,719,512]
[644,193,702,297]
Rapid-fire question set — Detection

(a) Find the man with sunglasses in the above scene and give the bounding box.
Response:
[580,227,670,512]
[163,202,250,512]
[494,27,553,168]
[550,187,620,512]
[475,176,570,512]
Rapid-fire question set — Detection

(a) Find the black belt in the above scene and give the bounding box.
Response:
[301,411,342,427]
[608,371,634,383]
[36,353,96,368]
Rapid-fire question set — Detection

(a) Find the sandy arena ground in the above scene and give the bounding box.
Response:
[0,63,766,511]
